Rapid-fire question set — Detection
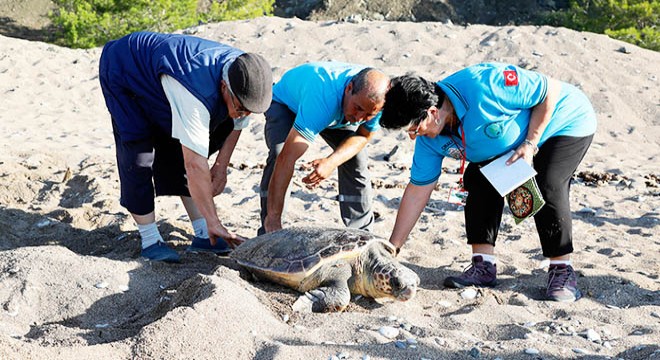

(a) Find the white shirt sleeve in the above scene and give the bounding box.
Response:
[160,74,210,157]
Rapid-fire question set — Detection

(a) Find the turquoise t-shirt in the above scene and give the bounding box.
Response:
[272,62,382,142]
[410,62,597,186]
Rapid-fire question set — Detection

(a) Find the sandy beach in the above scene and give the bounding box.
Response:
[0,16,658,359]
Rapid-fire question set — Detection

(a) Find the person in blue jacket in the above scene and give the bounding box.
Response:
[380,63,596,302]
[258,62,390,235]
[99,32,272,262]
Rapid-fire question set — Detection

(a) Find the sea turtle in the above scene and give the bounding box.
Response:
[231,227,420,313]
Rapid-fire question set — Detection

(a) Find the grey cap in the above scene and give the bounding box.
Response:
[228,53,273,113]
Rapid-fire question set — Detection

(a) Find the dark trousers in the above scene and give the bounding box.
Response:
[463,135,593,258]
[258,102,374,234]
[111,119,233,216]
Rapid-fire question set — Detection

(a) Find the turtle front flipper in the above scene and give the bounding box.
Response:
[306,283,351,312]
[296,262,352,313]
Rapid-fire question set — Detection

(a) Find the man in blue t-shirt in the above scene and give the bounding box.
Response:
[258,62,390,234]
[99,32,272,262]
[380,63,596,303]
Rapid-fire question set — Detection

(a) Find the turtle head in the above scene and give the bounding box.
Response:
[363,242,420,301]
[372,263,419,301]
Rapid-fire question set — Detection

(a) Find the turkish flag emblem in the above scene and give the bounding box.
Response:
[504,70,518,86]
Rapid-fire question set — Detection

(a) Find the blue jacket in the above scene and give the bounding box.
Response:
[99,32,243,141]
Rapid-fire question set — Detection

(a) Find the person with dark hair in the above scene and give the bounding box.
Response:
[381,63,597,302]
[259,63,391,235]
[99,32,272,262]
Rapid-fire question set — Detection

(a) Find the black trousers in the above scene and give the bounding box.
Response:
[463,135,593,258]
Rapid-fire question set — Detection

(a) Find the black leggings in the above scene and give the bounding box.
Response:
[463,135,593,258]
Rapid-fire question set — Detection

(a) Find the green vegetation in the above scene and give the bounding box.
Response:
[48,0,658,51]
[542,0,659,51]
[49,0,274,49]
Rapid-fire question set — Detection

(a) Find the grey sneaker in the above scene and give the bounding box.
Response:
[546,264,581,302]
[444,256,497,288]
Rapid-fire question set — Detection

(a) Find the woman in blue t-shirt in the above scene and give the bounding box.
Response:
[380,63,596,303]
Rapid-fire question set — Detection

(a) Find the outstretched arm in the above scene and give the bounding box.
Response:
[507,77,561,165]
[182,145,245,247]
[209,129,242,196]
[389,182,436,250]
[303,125,375,187]
[265,129,311,232]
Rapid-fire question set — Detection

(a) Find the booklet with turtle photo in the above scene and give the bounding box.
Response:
[506,177,546,224]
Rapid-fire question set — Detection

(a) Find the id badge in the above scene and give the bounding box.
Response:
[448,186,468,206]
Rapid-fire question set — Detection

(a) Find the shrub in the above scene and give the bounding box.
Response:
[542,0,659,51]
[205,0,275,21]
[49,0,274,49]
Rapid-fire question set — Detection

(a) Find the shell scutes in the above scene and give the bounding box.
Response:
[231,227,386,276]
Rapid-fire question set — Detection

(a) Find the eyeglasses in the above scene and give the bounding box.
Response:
[407,110,430,136]
[226,84,249,117]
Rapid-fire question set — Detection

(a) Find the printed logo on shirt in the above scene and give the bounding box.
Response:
[447,147,463,160]
[441,141,462,160]
[504,70,518,86]
[484,123,504,138]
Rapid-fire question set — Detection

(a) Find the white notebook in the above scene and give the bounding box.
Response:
[479,150,537,197]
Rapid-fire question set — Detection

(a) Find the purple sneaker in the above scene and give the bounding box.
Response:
[546,264,581,302]
[444,256,497,288]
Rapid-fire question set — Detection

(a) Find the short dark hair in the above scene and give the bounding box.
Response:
[380,74,445,130]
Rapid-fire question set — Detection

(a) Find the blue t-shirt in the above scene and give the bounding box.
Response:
[272,62,382,142]
[410,62,597,186]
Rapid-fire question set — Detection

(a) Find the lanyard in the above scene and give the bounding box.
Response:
[447,125,468,204]
[452,125,467,188]
[459,125,466,177]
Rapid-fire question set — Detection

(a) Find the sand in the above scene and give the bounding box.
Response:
[0,17,658,359]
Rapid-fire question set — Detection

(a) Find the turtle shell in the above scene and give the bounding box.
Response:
[231,227,390,287]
